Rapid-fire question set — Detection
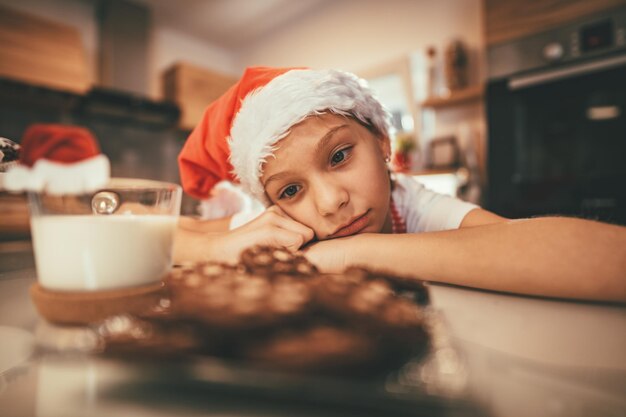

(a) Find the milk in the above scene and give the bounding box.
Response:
[31,215,177,291]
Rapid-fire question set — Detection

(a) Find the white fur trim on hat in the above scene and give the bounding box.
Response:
[196,180,265,229]
[3,154,110,195]
[228,69,390,205]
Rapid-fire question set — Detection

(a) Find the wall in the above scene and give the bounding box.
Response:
[236,0,483,79]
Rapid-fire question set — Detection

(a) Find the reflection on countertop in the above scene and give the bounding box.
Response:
[428,284,626,417]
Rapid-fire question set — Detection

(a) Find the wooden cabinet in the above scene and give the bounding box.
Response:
[0,5,89,94]
[163,62,237,131]
[484,0,626,46]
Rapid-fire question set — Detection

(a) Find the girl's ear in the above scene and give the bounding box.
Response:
[378,134,392,160]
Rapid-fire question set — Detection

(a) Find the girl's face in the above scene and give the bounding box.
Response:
[261,113,393,240]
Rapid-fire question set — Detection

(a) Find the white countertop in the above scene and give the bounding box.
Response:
[0,256,625,417]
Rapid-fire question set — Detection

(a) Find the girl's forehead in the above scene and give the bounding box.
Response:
[261,114,354,179]
[278,115,354,155]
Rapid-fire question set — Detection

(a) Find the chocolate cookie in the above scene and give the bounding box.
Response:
[240,245,318,276]
[312,272,420,321]
[310,271,428,349]
[166,261,313,329]
[242,324,380,373]
[343,267,430,305]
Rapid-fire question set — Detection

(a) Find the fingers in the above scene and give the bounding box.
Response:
[268,228,307,252]
[254,221,310,252]
[229,205,315,254]
[273,216,315,244]
[235,224,305,253]
[254,206,315,245]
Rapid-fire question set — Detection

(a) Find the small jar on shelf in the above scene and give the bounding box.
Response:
[425,46,441,98]
[443,39,469,92]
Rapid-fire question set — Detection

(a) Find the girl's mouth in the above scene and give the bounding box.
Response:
[328,210,370,238]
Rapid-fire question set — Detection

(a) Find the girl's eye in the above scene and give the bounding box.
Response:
[279,184,300,199]
[330,147,352,166]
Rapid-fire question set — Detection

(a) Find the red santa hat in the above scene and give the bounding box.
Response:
[178,66,390,206]
[3,124,110,194]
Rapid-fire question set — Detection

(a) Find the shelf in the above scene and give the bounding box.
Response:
[421,85,484,109]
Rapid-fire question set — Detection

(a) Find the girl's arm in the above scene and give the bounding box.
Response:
[173,207,314,264]
[178,215,233,233]
[459,208,508,227]
[173,215,233,263]
[305,216,626,302]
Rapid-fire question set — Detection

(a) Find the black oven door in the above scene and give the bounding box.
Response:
[486,55,626,224]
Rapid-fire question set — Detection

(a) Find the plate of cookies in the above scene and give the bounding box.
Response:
[91,245,471,411]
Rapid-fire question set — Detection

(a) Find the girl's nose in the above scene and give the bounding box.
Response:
[313,178,349,217]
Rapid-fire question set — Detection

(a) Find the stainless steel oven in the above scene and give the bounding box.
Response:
[485,7,626,224]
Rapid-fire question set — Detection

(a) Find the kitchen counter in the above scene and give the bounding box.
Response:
[0,248,625,417]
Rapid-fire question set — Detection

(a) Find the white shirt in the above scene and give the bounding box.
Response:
[391,173,478,233]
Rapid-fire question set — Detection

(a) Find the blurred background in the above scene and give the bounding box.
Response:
[1,0,625,231]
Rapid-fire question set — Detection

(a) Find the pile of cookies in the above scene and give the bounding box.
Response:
[97,246,430,376]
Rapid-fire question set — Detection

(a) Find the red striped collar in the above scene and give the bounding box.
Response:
[389,198,406,234]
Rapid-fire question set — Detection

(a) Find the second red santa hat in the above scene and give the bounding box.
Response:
[4,124,110,194]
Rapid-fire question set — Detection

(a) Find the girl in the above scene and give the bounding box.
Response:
[175,66,626,302]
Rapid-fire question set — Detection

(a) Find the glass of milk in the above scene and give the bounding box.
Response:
[28,178,182,291]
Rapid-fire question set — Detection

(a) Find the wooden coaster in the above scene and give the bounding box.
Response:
[30,282,166,325]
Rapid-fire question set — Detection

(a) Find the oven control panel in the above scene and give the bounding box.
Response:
[571,18,622,57]
[488,6,626,79]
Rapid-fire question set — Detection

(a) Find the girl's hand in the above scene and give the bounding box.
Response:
[216,205,315,263]
[303,235,364,273]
